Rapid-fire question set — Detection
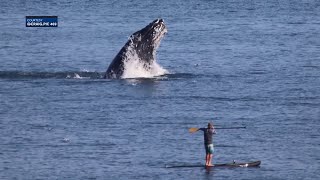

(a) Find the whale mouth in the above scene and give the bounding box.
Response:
[131,19,167,46]
[126,19,167,63]
[152,19,167,34]
[150,19,167,42]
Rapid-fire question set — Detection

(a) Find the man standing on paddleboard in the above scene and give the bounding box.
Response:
[197,122,216,166]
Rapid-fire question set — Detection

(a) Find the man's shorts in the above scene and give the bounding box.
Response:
[205,144,214,154]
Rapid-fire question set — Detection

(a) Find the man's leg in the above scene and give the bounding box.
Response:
[205,154,210,166]
[208,154,213,166]
[205,144,209,166]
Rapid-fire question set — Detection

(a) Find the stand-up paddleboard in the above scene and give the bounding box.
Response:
[165,160,261,168]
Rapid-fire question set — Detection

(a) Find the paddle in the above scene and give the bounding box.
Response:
[189,126,246,133]
[189,127,199,133]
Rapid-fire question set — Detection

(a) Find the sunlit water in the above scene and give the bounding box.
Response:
[0,0,319,179]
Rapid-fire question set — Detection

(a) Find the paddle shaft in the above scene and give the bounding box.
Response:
[189,126,246,133]
[215,126,246,129]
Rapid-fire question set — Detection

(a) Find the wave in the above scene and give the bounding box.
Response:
[0,71,198,80]
[0,71,103,79]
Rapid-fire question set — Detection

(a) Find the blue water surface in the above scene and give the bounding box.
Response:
[0,0,319,179]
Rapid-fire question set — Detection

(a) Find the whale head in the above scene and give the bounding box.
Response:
[129,18,167,62]
[105,19,167,79]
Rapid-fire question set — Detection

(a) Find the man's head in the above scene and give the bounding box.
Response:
[208,122,214,129]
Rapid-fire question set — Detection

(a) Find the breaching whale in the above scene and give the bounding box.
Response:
[104,19,167,79]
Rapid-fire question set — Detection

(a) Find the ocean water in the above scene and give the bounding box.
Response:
[0,0,319,179]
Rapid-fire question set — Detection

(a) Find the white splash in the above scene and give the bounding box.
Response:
[120,40,168,79]
[74,73,82,79]
[122,58,167,79]
[66,73,88,79]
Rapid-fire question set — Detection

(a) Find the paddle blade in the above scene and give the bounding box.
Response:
[189,128,199,133]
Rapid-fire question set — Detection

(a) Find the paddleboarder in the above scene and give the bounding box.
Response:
[197,122,216,166]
